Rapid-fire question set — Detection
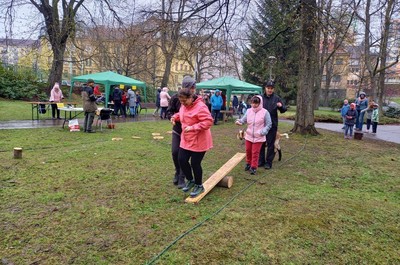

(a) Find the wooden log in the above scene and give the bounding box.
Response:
[216,176,233,188]
[185,152,245,203]
[13,147,22,159]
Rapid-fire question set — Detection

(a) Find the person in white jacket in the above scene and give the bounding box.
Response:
[49,82,64,119]
[159,87,171,119]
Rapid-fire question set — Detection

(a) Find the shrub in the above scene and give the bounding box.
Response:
[0,64,44,100]
[329,98,343,111]
[384,106,400,118]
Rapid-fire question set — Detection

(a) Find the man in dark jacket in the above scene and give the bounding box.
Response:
[259,80,287,169]
[112,86,123,116]
[82,78,98,133]
[166,76,196,188]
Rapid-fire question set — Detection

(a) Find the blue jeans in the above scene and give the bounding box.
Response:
[356,109,365,130]
[129,106,136,117]
[345,124,353,137]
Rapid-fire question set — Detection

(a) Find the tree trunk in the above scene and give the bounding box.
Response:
[291,0,319,135]
[161,53,174,88]
[377,0,395,113]
[48,45,66,94]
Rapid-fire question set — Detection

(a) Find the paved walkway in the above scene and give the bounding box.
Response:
[281,120,400,144]
[0,115,158,130]
[1,117,399,144]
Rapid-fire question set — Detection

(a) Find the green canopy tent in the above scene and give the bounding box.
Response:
[196,76,262,108]
[70,71,147,107]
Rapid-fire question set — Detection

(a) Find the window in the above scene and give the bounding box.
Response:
[335,59,343,65]
[175,63,178,71]
[332,75,341,82]
[180,64,183,71]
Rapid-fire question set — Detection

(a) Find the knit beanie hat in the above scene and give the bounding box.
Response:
[182,76,196,89]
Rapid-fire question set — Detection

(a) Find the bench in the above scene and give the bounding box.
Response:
[138,102,157,115]
[220,109,234,122]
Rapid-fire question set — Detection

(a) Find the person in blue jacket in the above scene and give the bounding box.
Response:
[340,99,350,129]
[355,91,368,131]
[210,89,223,125]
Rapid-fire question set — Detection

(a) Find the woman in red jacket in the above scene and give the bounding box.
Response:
[171,87,214,198]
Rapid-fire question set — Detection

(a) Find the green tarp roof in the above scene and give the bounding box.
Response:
[196,77,262,107]
[70,71,147,106]
[71,71,146,87]
[196,76,262,93]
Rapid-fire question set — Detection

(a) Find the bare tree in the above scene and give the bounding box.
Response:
[1,0,124,93]
[141,0,249,88]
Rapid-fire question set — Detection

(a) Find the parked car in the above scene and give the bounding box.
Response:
[62,80,71,86]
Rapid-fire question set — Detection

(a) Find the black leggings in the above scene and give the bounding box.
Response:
[178,148,206,185]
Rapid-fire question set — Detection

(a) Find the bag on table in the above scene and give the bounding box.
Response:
[68,119,80,132]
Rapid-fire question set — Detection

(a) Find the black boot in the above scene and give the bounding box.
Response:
[173,173,179,185]
[177,175,186,189]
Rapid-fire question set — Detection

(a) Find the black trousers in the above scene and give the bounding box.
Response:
[178,148,206,185]
[258,126,277,167]
[212,110,220,124]
[172,132,184,177]
[51,104,60,118]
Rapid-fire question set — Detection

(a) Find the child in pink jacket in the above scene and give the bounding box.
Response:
[171,87,213,198]
[236,95,272,175]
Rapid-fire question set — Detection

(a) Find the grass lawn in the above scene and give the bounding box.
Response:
[1,118,399,264]
[391,97,400,105]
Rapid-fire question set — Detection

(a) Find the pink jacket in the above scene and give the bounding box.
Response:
[172,96,213,152]
[49,83,64,102]
[160,87,171,107]
[238,95,272,143]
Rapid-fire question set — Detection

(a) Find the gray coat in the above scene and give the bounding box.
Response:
[127,89,137,107]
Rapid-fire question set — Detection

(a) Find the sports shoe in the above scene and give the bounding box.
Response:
[244,164,251,171]
[264,163,271,170]
[250,168,256,175]
[182,180,195,192]
[190,184,205,198]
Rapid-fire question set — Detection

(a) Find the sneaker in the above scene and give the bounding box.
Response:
[182,180,195,192]
[244,164,251,171]
[264,163,271,170]
[364,130,369,133]
[190,184,205,198]
[250,168,256,175]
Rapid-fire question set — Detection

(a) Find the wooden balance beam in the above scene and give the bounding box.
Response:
[185,152,246,203]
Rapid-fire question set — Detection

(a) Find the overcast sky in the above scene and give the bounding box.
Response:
[0,0,154,39]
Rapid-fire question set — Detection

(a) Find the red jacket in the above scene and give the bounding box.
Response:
[173,97,213,152]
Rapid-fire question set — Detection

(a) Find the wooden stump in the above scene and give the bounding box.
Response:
[354,131,363,140]
[217,176,233,188]
[13,147,22,159]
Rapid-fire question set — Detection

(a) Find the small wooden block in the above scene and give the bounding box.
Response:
[151,133,161,136]
[13,147,22,159]
[166,131,173,134]
[112,137,123,141]
[132,136,141,139]
[153,136,164,140]
[185,152,245,203]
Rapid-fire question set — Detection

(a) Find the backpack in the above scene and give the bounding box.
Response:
[38,104,47,114]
